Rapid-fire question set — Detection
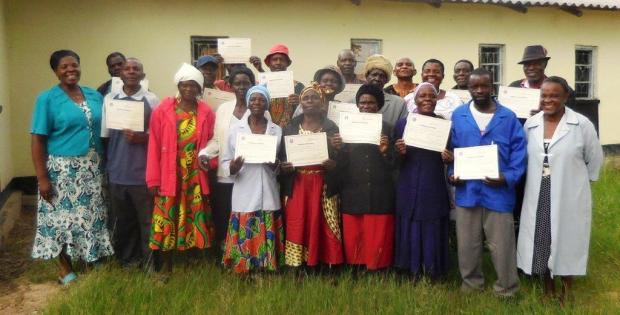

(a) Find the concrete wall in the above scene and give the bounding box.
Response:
[0,0,11,190]
[5,0,620,177]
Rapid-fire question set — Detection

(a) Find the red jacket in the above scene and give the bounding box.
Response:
[146,97,215,196]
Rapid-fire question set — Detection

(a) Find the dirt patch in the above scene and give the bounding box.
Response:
[0,205,60,314]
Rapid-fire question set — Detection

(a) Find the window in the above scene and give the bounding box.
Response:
[575,46,596,99]
[350,39,382,76]
[478,44,504,94]
[190,36,227,64]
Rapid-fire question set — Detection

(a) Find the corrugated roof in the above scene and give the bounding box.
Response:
[447,0,620,9]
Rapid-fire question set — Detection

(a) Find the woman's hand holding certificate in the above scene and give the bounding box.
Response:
[234,133,278,163]
[403,113,451,152]
[284,132,329,167]
[338,112,382,145]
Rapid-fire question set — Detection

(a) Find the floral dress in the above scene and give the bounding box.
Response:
[149,107,215,251]
[32,102,114,262]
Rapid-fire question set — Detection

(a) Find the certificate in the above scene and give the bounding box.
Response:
[403,113,452,152]
[284,132,329,167]
[217,38,251,64]
[454,144,499,180]
[327,101,358,126]
[335,84,362,102]
[111,77,149,94]
[449,89,471,104]
[258,71,294,98]
[234,133,278,164]
[497,86,540,118]
[104,99,144,132]
[339,112,382,145]
[204,88,235,110]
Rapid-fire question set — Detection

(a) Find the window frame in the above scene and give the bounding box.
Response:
[575,45,597,99]
[478,44,505,94]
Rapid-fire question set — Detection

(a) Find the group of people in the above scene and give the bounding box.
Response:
[30,43,603,303]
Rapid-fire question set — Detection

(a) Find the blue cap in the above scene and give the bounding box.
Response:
[195,55,218,68]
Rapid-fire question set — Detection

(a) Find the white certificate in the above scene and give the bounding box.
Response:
[104,99,144,132]
[111,77,149,94]
[449,89,471,104]
[284,132,329,167]
[258,71,294,98]
[234,133,278,164]
[403,113,452,152]
[335,84,362,102]
[454,144,499,180]
[217,38,251,64]
[327,101,358,126]
[497,86,540,119]
[204,88,235,110]
[339,112,382,145]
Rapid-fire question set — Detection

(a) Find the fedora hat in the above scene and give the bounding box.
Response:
[518,45,551,64]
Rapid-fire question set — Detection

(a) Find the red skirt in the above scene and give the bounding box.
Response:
[342,213,395,270]
[285,167,344,266]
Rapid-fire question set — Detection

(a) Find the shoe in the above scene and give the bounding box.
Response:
[58,272,78,286]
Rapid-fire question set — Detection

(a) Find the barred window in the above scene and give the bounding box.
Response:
[575,47,596,99]
[478,44,504,94]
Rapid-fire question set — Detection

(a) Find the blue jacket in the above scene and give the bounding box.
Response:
[448,101,527,212]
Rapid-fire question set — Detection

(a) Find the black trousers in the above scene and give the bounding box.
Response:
[210,181,233,246]
[108,183,153,266]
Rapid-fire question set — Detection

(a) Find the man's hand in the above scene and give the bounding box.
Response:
[483,173,507,187]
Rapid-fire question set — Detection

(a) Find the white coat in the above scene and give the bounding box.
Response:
[517,107,604,276]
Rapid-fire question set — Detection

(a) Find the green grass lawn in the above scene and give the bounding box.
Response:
[35,167,620,314]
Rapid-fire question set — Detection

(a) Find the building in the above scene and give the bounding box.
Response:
[0,0,619,192]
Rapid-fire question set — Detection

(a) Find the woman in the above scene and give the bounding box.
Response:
[281,83,343,268]
[31,50,114,285]
[393,83,451,279]
[292,66,346,117]
[221,85,285,273]
[198,66,256,251]
[517,76,603,302]
[332,83,395,270]
[146,63,216,273]
[405,59,462,120]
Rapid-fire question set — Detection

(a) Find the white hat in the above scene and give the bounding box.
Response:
[174,63,204,88]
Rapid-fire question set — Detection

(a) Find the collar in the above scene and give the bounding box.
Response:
[521,75,548,89]
[112,85,147,101]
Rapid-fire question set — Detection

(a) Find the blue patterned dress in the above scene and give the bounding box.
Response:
[31,101,114,262]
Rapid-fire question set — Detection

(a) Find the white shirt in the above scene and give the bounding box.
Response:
[221,113,282,212]
[101,85,159,137]
[470,103,494,134]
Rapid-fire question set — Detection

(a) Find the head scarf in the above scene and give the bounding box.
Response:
[313,65,346,94]
[364,54,393,82]
[300,82,329,105]
[355,83,385,110]
[245,85,271,110]
[174,63,204,88]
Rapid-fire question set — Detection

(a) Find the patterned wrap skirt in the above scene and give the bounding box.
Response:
[222,210,285,273]
[284,168,343,266]
[31,150,114,262]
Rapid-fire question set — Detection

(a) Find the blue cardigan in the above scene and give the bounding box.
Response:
[448,101,527,213]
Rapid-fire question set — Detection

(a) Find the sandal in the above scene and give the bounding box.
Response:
[58,272,78,286]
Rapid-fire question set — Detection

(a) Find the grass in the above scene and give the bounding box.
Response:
[39,167,620,314]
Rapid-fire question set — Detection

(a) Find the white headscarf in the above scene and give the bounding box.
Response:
[174,63,204,88]
[404,82,438,113]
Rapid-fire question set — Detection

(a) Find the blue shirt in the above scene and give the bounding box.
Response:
[101,87,159,185]
[31,85,104,156]
[448,101,527,213]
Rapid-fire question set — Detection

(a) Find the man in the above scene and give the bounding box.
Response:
[360,54,408,127]
[337,49,365,84]
[101,58,159,269]
[249,44,304,127]
[97,52,126,96]
[448,68,526,297]
[452,59,474,90]
[196,55,220,90]
[384,57,417,97]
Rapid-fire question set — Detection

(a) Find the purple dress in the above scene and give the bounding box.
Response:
[393,116,450,278]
